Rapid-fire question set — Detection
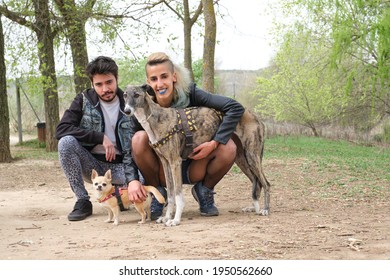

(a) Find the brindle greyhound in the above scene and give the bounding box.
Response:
[124,84,270,226]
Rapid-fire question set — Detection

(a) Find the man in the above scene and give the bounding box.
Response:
[56,56,138,221]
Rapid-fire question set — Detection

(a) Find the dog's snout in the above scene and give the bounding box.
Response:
[124,104,134,116]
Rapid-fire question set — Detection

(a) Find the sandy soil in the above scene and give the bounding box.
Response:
[1,145,389,260]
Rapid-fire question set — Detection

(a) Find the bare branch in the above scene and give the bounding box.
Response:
[0,4,35,31]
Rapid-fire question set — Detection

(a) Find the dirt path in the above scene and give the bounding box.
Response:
[1,150,389,260]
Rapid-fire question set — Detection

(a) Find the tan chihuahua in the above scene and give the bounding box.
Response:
[91,169,165,225]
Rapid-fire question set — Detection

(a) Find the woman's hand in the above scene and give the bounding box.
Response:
[188,140,219,160]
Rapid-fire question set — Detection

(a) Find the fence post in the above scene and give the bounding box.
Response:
[16,79,22,144]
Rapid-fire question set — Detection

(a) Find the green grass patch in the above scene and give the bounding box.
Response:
[12,138,58,161]
[264,136,390,184]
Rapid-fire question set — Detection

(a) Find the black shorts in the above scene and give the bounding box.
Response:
[181,159,193,184]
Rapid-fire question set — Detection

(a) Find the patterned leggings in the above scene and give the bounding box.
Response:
[58,135,126,200]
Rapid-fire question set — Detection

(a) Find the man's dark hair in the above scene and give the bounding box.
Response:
[86,56,118,82]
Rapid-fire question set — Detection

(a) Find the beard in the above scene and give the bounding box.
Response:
[100,91,116,102]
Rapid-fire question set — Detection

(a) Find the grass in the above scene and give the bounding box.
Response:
[265,136,389,174]
[264,136,390,199]
[12,138,58,161]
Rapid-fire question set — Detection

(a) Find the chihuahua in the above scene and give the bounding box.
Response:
[91,169,165,225]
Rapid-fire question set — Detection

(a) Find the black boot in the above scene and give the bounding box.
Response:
[68,199,92,221]
[150,186,167,221]
[191,182,219,216]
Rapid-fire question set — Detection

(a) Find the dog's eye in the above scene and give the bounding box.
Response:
[94,183,98,186]
[133,93,140,98]
[102,183,107,187]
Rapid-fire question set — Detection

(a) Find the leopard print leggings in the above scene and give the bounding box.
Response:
[58,135,126,200]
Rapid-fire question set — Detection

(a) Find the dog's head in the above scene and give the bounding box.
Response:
[123,84,155,116]
[91,169,113,195]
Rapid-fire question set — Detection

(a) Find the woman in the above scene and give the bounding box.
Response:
[127,52,245,220]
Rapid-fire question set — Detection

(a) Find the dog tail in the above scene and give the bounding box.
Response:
[144,185,166,204]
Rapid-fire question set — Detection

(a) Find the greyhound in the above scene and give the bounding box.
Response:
[123,84,270,226]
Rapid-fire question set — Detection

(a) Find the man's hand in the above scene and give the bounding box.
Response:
[103,135,116,162]
[127,180,147,203]
[188,140,219,160]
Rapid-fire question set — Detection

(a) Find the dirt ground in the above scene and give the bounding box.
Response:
[1,144,389,260]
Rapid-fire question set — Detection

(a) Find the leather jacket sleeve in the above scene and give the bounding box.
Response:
[189,83,245,145]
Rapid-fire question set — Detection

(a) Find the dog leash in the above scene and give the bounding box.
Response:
[177,109,194,159]
[114,186,128,212]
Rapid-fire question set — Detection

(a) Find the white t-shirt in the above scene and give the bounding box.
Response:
[91,95,120,155]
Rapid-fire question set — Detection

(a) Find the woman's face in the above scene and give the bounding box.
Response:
[146,61,177,108]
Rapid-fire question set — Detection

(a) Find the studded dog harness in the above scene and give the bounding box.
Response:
[151,107,223,159]
[151,107,197,159]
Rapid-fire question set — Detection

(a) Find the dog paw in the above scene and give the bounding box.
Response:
[138,220,146,224]
[156,217,164,224]
[113,220,119,226]
[242,206,255,213]
[165,219,180,227]
[104,219,112,223]
[260,209,269,216]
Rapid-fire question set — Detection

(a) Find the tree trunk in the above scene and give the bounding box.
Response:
[33,0,60,152]
[54,0,91,94]
[310,124,319,137]
[161,0,203,82]
[66,22,90,94]
[183,0,194,81]
[0,13,12,162]
[201,0,216,93]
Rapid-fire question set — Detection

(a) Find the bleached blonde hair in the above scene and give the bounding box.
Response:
[145,52,191,105]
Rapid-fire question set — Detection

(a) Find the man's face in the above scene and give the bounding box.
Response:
[92,73,117,102]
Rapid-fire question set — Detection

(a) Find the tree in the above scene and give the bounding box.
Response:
[162,0,203,81]
[1,1,60,152]
[201,0,216,92]
[53,0,94,94]
[0,13,12,162]
[33,0,60,152]
[280,0,390,114]
[254,31,347,136]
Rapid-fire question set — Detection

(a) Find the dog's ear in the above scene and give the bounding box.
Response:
[141,84,155,97]
[104,169,112,181]
[91,169,98,181]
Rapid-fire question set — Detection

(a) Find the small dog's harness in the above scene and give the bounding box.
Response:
[98,186,127,211]
[151,107,197,159]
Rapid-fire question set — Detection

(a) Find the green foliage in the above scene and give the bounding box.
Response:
[117,57,147,89]
[192,58,203,87]
[192,58,221,92]
[291,0,389,95]
[264,0,389,133]
[253,30,347,133]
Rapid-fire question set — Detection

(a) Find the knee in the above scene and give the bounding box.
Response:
[218,139,237,161]
[131,131,150,157]
[58,135,78,153]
